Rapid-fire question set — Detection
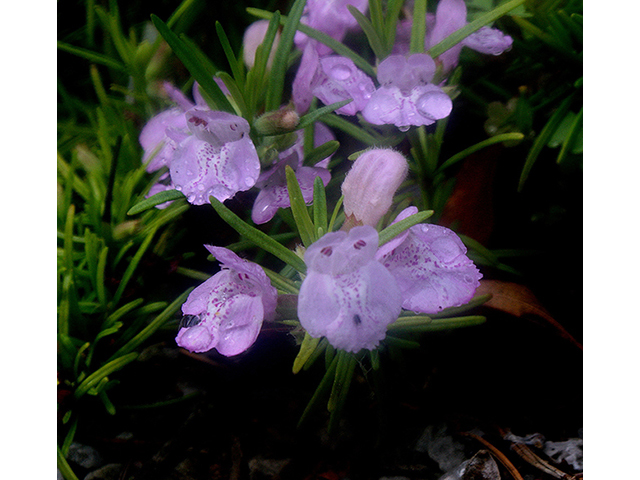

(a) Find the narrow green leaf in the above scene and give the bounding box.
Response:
[265,0,307,111]
[414,315,486,331]
[347,5,386,59]
[556,106,583,164]
[215,21,245,90]
[437,133,525,173]
[387,316,433,331]
[518,94,574,191]
[410,0,427,54]
[209,196,307,273]
[383,0,405,52]
[293,333,322,374]
[98,389,117,415]
[216,71,249,119]
[109,288,192,360]
[165,0,200,28]
[328,352,357,433]
[61,415,78,456]
[429,0,526,59]
[245,11,280,115]
[57,41,125,72]
[95,246,108,308]
[112,226,158,306]
[74,352,139,399]
[105,299,145,327]
[286,165,316,247]
[305,140,340,166]
[369,348,380,370]
[263,267,300,295]
[58,444,80,480]
[321,113,381,145]
[383,335,421,349]
[247,7,376,78]
[304,337,329,371]
[151,14,233,112]
[312,176,328,236]
[328,350,349,411]
[298,100,353,130]
[298,353,339,428]
[327,195,344,233]
[378,210,434,246]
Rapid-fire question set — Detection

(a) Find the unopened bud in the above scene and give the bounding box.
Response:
[243,20,281,70]
[341,148,408,228]
[254,108,300,136]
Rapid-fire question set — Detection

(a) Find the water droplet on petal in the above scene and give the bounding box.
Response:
[329,64,352,81]
[244,176,255,187]
[416,91,452,120]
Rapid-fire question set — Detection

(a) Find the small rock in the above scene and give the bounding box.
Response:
[83,463,123,480]
[415,425,467,473]
[439,450,500,480]
[68,443,103,470]
[248,456,291,479]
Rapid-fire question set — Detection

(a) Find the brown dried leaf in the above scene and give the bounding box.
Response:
[476,280,582,350]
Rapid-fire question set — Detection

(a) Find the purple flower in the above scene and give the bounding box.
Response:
[298,226,403,353]
[294,0,369,56]
[293,50,376,116]
[362,54,453,131]
[139,82,195,172]
[313,56,376,115]
[169,109,261,205]
[341,148,408,227]
[376,207,482,314]
[251,124,334,224]
[242,20,281,69]
[176,246,278,356]
[393,0,513,71]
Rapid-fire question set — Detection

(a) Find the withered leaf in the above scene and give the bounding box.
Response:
[476,280,582,350]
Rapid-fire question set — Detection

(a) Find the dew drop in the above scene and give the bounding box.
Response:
[244,176,255,187]
[329,64,352,81]
[416,91,452,120]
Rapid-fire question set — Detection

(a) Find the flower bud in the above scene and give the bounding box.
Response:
[341,148,408,228]
[253,108,300,136]
[242,20,281,70]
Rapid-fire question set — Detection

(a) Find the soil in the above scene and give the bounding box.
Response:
[65,306,582,480]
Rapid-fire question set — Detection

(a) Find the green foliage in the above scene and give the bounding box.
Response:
[58,0,582,473]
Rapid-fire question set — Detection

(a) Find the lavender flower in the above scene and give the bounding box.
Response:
[298,226,403,353]
[170,109,261,205]
[313,56,376,116]
[251,124,334,224]
[362,54,453,131]
[341,148,408,228]
[176,246,277,356]
[393,0,513,71]
[242,20,281,70]
[139,82,195,172]
[294,0,369,56]
[376,207,482,314]
[293,50,376,116]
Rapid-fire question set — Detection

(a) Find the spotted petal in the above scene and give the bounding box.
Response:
[379,222,482,313]
[299,226,402,352]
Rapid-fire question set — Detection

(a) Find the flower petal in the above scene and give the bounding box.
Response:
[139,107,187,172]
[380,223,482,313]
[299,261,402,352]
[462,26,513,55]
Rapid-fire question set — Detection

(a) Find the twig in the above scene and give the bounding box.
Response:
[509,442,577,480]
[461,431,524,480]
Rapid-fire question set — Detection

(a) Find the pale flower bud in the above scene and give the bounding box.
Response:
[341,148,408,228]
[242,20,281,70]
